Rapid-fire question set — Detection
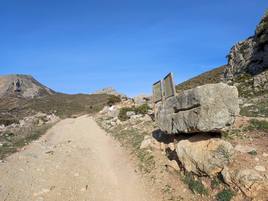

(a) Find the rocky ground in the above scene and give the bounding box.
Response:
[95,96,268,201]
[0,112,59,159]
[0,9,267,201]
[0,116,160,201]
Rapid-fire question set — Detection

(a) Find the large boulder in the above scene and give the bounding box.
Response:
[176,136,234,176]
[155,83,239,134]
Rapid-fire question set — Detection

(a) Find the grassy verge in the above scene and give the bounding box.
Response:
[118,104,150,121]
[240,99,268,117]
[246,119,268,132]
[97,118,155,173]
[0,123,55,159]
[111,126,155,173]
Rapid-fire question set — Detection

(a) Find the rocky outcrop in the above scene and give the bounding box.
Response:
[225,11,268,91]
[0,74,55,98]
[176,136,234,176]
[93,87,127,99]
[155,83,240,134]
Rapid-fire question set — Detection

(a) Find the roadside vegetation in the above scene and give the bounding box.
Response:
[118,104,150,121]
[240,99,268,117]
[0,123,54,159]
[0,93,119,159]
[246,119,268,132]
[181,172,208,196]
[108,125,155,173]
[216,189,235,201]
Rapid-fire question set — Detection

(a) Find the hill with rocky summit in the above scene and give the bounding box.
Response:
[176,11,268,99]
[0,74,55,98]
[0,75,120,124]
[93,87,127,99]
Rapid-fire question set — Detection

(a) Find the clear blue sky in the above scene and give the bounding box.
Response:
[0,0,267,96]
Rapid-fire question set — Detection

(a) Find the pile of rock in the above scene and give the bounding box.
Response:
[97,98,153,131]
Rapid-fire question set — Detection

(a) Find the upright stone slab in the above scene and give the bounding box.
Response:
[155,83,240,134]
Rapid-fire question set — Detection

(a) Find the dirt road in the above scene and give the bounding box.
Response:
[0,116,158,201]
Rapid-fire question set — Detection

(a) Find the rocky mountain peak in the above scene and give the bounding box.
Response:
[0,74,55,98]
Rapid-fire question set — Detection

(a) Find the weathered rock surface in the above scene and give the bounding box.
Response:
[230,169,268,200]
[225,12,268,80]
[155,83,239,134]
[0,74,55,98]
[224,12,268,96]
[176,136,234,176]
[100,105,120,118]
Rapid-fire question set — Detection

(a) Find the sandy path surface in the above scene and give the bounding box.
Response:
[0,115,158,201]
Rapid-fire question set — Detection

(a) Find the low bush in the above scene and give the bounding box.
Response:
[107,95,121,106]
[118,104,150,121]
[135,104,150,115]
[118,107,135,121]
[182,173,208,195]
[211,178,221,189]
[216,189,235,201]
[247,119,268,132]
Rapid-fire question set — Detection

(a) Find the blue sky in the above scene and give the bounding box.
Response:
[0,0,267,96]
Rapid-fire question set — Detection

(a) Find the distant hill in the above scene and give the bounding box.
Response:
[93,87,127,99]
[0,74,120,125]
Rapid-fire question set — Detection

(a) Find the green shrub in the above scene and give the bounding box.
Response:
[211,178,221,189]
[247,119,268,131]
[107,95,121,106]
[135,104,150,115]
[182,173,208,195]
[118,107,135,121]
[118,104,150,121]
[216,189,234,201]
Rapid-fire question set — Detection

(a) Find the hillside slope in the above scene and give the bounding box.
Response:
[175,66,225,93]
